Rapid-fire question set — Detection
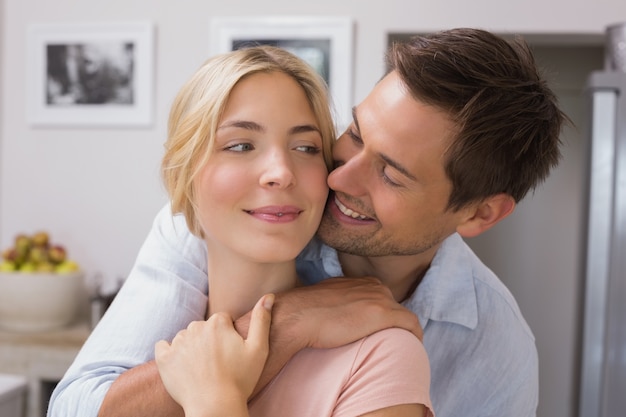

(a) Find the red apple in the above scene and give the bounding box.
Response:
[48,245,67,264]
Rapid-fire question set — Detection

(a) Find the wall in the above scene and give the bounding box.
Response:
[468,43,605,417]
[2,2,626,417]
[0,0,3,221]
[1,0,624,289]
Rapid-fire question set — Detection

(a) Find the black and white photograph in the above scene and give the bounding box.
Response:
[232,39,331,85]
[27,22,153,127]
[210,17,353,129]
[46,42,135,106]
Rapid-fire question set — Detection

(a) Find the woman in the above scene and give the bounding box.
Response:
[154,45,433,417]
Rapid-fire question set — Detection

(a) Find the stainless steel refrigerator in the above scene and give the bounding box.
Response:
[579,23,626,417]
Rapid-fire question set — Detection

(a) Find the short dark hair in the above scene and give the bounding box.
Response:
[387,28,567,210]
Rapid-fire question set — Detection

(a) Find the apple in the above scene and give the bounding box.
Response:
[32,231,50,247]
[48,245,67,264]
[2,248,17,262]
[2,232,81,275]
[55,260,80,274]
[36,262,56,273]
[28,246,49,264]
[19,262,37,272]
[15,234,32,252]
[0,260,17,272]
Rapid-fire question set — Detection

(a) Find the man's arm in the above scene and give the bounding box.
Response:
[99,361,183,417]
[47,205,208,417]
[236,277,423,395]
[98,277,421,417]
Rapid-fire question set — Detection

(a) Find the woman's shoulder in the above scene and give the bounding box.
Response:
[361,327,427,356]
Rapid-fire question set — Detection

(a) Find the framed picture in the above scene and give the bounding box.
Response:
[27,22,154,127]
[210,16,354,129]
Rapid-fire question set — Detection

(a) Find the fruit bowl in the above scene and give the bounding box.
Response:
[0,271,84,332]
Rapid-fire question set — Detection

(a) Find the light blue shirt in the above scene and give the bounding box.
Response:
[48,204,538,417]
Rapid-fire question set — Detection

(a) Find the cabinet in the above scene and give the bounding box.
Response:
[0,322,90,417]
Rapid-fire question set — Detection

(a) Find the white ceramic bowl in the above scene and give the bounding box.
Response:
[0,271,84,332]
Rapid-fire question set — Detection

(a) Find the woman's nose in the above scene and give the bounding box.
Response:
[259,150,296,189]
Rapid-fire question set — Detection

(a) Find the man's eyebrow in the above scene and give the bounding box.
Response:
[380,153,417,181]
[352,107,417,181]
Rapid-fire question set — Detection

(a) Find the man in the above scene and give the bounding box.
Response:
[48,28,565,417]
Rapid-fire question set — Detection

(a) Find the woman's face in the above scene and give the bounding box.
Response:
[194,71,329,263]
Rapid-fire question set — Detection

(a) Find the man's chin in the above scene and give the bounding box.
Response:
[316,218,364,255]
[315,214,337,245]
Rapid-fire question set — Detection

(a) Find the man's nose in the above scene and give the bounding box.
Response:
[327,147,368,196]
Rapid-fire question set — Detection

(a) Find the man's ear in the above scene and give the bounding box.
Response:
[456,194,516,238]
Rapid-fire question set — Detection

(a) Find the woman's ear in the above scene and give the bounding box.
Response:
[456,194,516,238]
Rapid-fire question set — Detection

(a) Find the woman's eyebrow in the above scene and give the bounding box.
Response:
[217,120,264,132]
[218,120,320,135]
[290,124,321,135]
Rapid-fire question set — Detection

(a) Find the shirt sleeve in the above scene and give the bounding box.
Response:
[334,328,435,417]
[47,203,208,417]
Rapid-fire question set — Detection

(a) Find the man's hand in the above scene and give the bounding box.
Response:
[235,277,423,396]
[277,276,423,348]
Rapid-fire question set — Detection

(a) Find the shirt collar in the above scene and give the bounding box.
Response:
[300,234,479,330]
[403,233,479,331]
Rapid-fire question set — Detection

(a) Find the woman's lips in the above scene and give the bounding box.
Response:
[245,206,302,222]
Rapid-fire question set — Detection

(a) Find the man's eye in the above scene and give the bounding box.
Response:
[295,145,321,154]
[347,128,363,144]
[225,143,254,152]
[381,168,401,187]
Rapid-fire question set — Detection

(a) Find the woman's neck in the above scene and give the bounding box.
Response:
[206,247,299,319]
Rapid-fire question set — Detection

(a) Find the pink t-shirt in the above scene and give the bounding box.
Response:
[249,327,434,417]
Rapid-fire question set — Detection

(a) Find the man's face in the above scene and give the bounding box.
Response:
[317,71,470,257]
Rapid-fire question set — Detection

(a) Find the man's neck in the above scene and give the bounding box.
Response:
[337,249,438,302]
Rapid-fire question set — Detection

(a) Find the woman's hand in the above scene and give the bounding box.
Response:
[155,294,274,417]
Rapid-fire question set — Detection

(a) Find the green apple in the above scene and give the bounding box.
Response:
[15,234,32,252]
[0,260,17,272]
[19,262,37,273]
[28,246,49,264]
[31,231,50,247]
[36,262,56,273]
[55,260,80,273]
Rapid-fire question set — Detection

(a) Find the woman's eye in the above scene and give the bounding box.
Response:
[225,143,254,152]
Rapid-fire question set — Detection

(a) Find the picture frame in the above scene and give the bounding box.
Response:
[210,16,354,129]
[27,22,154,127]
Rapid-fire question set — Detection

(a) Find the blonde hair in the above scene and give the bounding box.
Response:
[161,45,336,236]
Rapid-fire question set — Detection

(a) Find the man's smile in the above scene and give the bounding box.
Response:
[334,195,370,220]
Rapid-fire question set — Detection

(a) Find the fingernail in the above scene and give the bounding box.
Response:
[263,294,275,311]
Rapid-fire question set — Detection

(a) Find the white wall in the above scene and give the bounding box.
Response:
[2,0,624,289]
[2,2,626,416]
[3,0,621,290]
